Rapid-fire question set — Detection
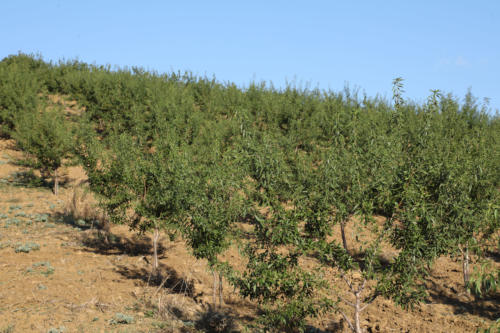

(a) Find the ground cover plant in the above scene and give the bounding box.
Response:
[0,53,498,332]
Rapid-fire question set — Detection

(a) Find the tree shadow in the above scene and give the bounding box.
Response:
[6,169,74,195]
[114,263,194,297]
[79,229,168,257]
[193,305,237,333]
[7,170,55,190]
[424,276,499,320]
[52,210,169,257]
[310,245,398,275]
[304,325,337,333]
[485,249,500,263]
[53,211,104,230]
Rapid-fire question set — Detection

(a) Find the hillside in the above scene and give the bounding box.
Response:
[0,136,499,332]
[0,54,499,332]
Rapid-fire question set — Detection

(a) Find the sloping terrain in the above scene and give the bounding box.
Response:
[0,138,498,333]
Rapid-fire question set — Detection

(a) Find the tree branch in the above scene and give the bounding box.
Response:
[341,273,354,292]
[339,295,355,308]
[356,278,366,294]
[339,309,355,332]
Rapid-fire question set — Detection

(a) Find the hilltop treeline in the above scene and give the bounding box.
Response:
[1,53,499,332]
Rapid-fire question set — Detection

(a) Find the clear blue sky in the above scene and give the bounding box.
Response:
[1,1,499,112]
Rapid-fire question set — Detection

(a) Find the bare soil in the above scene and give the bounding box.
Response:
[0,138,498,332]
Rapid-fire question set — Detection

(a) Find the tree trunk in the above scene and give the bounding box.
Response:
[340,278,368,333]
[54,169,59,196]
[213,270,217,308]
[341,220,349,255]
[463,244,470,288]
[354,290,362,333]
[152,228,160,274]
[218,272,224,307]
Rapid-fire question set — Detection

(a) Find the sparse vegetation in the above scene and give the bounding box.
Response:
[15,242,40,253]
[110,313,134,325]
[46,327,66,333]
[0,325,14,333]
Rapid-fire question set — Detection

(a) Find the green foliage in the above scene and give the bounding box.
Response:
[186,151,244,266]
[33,213,49,222]
[1,54,498,331]
[12,107,73,194]
[0,53,47,137]
[231,245,331,332]
[8,170,45,188]
[385,90,500,293]
[195,309,236,333]
[467,262,499,297]
[392,77,405,110]
[237,133,294,204]
[13,107,73,172]
[78,128,195,233]
[259,298,333,333]
[8,205,22,213]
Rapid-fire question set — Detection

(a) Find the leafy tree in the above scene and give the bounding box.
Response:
[386,89,500,290]
[185,149,245,307]
[221,131,330,331]
[237,132,294,205]
[78,124,195,274]
[303,133,420,333]
[230,205,333,332]
[13,107,73,195]
[0,54,45,137]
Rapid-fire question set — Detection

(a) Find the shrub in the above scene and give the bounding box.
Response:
[15,242,40,253]
[110,313,134,325]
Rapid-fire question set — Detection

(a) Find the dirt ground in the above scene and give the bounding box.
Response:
[0,138,498,333]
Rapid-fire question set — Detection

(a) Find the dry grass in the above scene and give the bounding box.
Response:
[64,185,109,231]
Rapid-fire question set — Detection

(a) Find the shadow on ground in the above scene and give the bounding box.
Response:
[115,263,194,297]
[6,169,73,194]
[52,209,169,258]
[425,276,499,320]
[79,228,168,257]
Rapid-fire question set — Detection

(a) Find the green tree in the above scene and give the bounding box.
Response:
[185,149,245,307]
[230,205,333,332]
[13,107,73,195]
[78,125,195,274]
[0,54,45,137]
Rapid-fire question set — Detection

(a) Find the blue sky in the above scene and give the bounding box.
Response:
[1,1,499,112]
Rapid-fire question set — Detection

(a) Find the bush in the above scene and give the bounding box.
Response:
[110,313,134,325]
[15,242,40,253]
